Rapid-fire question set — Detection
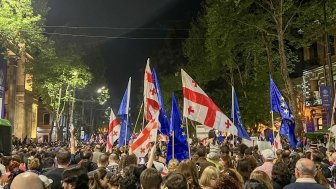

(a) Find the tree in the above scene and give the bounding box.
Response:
[29,52,92,140]
[0,0,48,56]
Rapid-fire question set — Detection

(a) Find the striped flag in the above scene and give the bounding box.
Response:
[144,59,160,121]
[130,117,159,157]
[181,69,237,135]
[106,109,121,152]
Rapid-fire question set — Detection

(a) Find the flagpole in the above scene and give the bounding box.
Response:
[271,110,275,145]
[125,77,131,147]
[133,101,143,134]
[232,85,235,135]
[185,118,191,159]
[172,130,175,160]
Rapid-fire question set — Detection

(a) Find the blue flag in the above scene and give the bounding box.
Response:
[231,86,251,140]
[118,78,131,147]
[166,93,189,163]
[270,76,297,148]
[152,69,170,136]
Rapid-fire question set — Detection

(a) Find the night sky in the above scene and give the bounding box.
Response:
[46,0,201,109]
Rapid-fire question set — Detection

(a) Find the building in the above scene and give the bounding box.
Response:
[300,35,336,131]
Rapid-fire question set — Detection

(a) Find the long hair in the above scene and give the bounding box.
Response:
[89,168,107,189]
[176,160,201,189]
[249,171,273,189]
[199,166,218,188]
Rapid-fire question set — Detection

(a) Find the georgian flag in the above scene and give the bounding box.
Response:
[130,116,159,157]
[181,69,237,135]
[106,109,121,152]
[273,133,282,151]
[144,59,160,121]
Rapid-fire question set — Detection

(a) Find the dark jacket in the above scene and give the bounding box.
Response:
[284,182,327,189]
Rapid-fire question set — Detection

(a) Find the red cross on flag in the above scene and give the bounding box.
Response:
[181,69,237,135]
[130,116,159,157]
[144,59,160,121]
[273,133,282,151]
[106,108,121,152]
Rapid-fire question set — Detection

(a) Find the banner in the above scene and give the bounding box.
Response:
[320,85,331,128]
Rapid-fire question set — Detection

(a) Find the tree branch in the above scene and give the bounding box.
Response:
[284,0,304,33]
[232,19,277,37]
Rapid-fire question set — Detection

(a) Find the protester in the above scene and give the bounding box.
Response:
[44,149,71,189]
[253,149,275,179]
[161,172,188,189]
[62,166,89,189]
[199,166,219,189]
[88,168,110,189]
[249,171,273,189]
[106,154,119,175]
[140,168,162,189]
[176,160,201,189]
[215,171,242,189]
[10,172,44,189]
[284,158,326,189]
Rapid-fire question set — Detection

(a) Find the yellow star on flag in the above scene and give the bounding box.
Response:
[281,102,285,107]
[182,132,185,136]
[284,109,289,114]
[281,96,285,101]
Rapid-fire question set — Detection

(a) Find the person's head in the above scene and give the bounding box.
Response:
[62,166,89,189]
[176,160,200,189]
[125,154,137,167]
[332,152,336,162]
[236,158,253,182]
[82,150,93,160]
[238,144,249,156]
[109,153,119,164]
[261,149,275,162]
[10,172,44,189]
[249,171,272,189]
[161,172,188,189]
[140,168,162,189]
[219,154,233,169]
[272,161,291,186]
[28,158,40,170]
[310,150,323,163]
[295,158,317,179]
[214,172,242,189]
[89,168,110,189]
[108,173,122,189]
[221,168,244,186]
[97,154,109,168]
[244,180,268,189]
[196,146,207,158]
[56,149,71,167]
[168,159,179,173]
[95,145,102,152]
[43,157,55,168]
[199,166,219,188]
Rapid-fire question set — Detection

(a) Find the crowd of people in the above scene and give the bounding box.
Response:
[0,129,335,189]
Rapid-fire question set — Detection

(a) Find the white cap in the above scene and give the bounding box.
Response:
[261,149,275,160]
[39,175,53,187]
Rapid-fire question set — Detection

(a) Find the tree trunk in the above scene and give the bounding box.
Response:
[277,29,303,136]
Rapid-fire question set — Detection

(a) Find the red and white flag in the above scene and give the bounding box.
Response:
[181,69,237,135]
[144,59,160,121]
[130,117,159,157]
[273,133,282,151]
[106,109,121,152]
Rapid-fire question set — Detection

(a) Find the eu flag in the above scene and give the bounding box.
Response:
[231,86,251,140]
[166,93,189,163]
[118,78,131,147]
[270,76,297,148]
[152,69,170,136]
